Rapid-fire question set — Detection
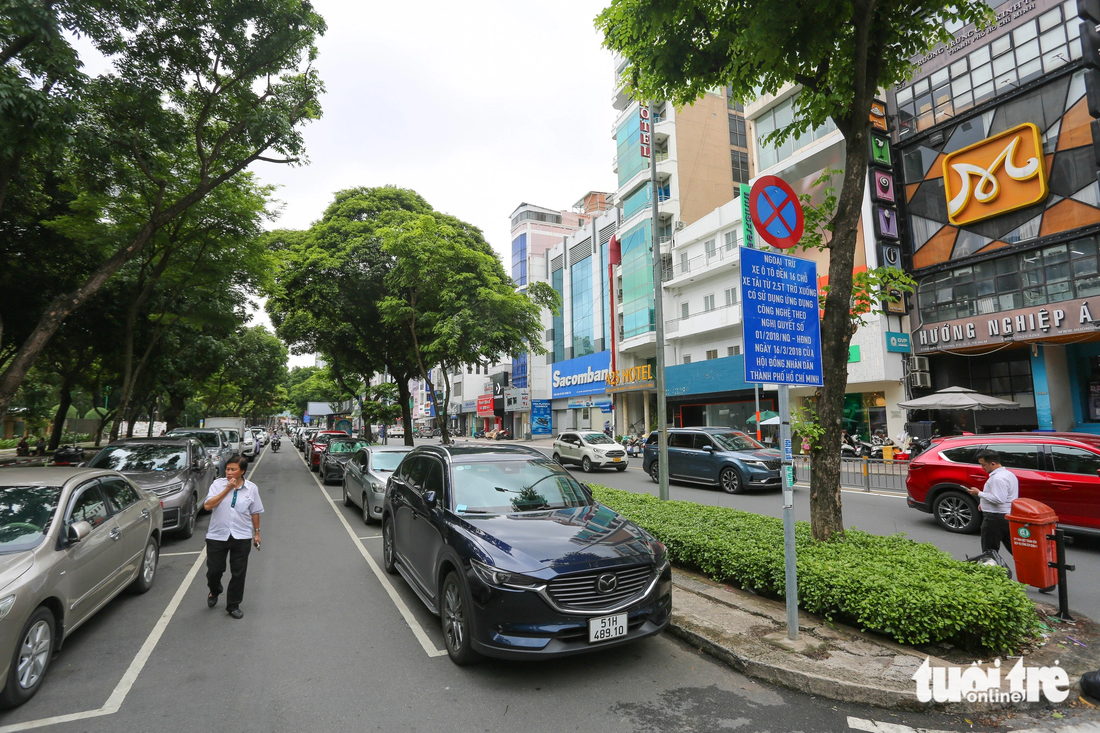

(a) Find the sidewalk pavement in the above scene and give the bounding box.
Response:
[668,567,1100,722]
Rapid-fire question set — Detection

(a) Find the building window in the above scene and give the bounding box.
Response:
[724,229,740,250]
[728,114,747,147]
[895,6,1081,138]
[704,294,716,312]
[511,209,563,227]
[680,252,689,274]
[916,236,1100,325]
[754,95,836,170]
[681,302,689,319]
[511,233,527,286]
[706,349,718,360]
[683,354,692,364]
[725,287,739,306]
[571,255,595,358]
[728,345,741,356]
[552,268,565,362]
[731,150,750,184]
[704,239,716,259]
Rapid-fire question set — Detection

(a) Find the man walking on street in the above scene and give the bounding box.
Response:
[967,449,1018,556]
[204,455,263,619]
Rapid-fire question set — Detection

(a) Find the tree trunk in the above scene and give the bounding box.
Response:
[807,117,874,542]
[164,391,186,432]
[396,379,414,447]
[439,368,452,446]
[48,382,73,451]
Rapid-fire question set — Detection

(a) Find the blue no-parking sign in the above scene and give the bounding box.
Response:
[741,247,823,386]
[748,175,804,249]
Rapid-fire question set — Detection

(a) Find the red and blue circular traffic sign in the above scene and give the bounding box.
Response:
[748,175,804,249]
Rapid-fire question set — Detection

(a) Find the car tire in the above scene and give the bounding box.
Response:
[441,571,481,666]
[933,491,980,534]
[581,456,593,473]
[552,453,563,465]
[648,461,660,483]
[342,480,353,507]
[720,467,744,494]
[616,465,627,472]
[382,519,398,575]
[179,495,197,539]
[0,606,54,709]
[130,536,159,594]
[363,495,373,525]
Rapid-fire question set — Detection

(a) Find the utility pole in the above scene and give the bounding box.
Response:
[646,101,670,501]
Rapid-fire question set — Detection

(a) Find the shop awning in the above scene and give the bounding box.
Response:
[746,410,779,423]
[897,386,1019,410]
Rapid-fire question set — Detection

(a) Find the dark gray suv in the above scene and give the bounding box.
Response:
[642,428,781,493]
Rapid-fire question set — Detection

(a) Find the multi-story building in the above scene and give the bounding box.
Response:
[891,0,1096,434]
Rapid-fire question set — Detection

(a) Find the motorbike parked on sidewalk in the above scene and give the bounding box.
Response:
[50,445,85,466]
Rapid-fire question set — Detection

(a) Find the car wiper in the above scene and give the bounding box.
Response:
[457,509,492,514]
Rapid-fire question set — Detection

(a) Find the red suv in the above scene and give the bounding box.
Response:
[309,430,350,472]
[906,433,1100,535]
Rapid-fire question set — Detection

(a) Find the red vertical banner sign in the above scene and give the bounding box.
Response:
[638,106,651,158]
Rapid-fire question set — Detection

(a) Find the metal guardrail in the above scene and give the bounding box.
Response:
[792,456,909,493]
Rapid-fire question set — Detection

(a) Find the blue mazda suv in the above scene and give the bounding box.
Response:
[381,444,672,664]
[643,427,782,493]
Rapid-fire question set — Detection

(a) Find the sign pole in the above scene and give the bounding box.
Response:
[646,100,670,501]
[754,384,762,442]
[778,384,799,641]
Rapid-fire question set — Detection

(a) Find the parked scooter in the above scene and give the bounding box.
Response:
[840,432,872,458]
[51,445,85,466]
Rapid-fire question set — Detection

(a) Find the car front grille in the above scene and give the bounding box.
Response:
[604,450,626,458]
[546,564,653,611]
[763,460,781,471]
[162,507,180,529]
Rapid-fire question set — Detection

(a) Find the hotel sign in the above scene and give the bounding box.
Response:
[606,364,655,394]
[914,299,1100,354]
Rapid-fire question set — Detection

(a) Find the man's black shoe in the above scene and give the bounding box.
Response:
[208,594,218,608]
[228,608,244,619]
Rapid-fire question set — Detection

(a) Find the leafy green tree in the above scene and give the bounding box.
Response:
[0,0,325,423]
[596,0,988,540]
[198,326,288,418]
[379,213,558,444]
[285,366,341,418]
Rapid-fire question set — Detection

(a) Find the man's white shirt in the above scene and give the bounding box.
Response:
[977,466,1018,514]
[205,478,264,541]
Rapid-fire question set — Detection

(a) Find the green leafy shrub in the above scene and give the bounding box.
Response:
[590,485,1039,653]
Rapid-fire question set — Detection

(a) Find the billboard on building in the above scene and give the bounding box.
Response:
[531,400,552,435]
[551,351,612,399]
[476,395,494,418]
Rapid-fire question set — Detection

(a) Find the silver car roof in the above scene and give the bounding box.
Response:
[0,467,119,487]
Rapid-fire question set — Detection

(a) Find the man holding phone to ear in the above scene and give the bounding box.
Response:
[204,455,264,619]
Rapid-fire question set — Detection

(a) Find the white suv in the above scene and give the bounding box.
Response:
[552,431,628,473]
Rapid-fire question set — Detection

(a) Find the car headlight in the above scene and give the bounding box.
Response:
[743,460,768,469]
[0,594,15,619]
[156,481,185,497]
[470,559,546,591]
[370,481,386,493]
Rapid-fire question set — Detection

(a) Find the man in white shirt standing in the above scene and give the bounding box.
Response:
[204,455,264,619]
[967,449,1019,557]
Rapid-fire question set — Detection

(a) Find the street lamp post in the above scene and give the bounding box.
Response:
[648,101,670,501]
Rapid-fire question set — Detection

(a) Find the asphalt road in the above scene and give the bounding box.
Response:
[526,445,1100,621]
[0,441,978,733]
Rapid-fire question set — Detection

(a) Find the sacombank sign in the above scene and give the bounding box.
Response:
[551,351,612,399]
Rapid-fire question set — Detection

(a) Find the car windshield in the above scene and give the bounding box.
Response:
[0,486,61,554]
[329,440,366,453]
[169,431,219,448]
[712,432,765,451]
[90,444,188,472]
[580,433,614,444]
[226,430,239,442]
[371,451,407,472]
[452,459,591,514]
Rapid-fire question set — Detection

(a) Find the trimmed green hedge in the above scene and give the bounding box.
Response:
[590,485,1039,653]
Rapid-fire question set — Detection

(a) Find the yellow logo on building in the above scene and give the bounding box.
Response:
[942,123,1048,226]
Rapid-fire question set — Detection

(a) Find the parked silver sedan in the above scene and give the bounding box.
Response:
[0,468,163,708]
[341,446,412,524]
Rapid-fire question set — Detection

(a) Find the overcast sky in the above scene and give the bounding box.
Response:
[249,0,621,367]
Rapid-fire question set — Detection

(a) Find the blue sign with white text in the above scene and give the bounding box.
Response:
[741,247,823,385]
[531,399,552,435]
[885,331,911,353]
[551,351,612,399]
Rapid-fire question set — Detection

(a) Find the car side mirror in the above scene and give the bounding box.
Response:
[422,491,437,508]
[702,445,715,452]
[68,520,93,544]
[579,482,594,500]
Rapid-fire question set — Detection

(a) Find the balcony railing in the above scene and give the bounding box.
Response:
[662,242,741,281]
[664,300,742,333]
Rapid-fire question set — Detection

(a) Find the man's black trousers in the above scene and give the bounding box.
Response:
[207,537,252,610]
[980,512,1013,555]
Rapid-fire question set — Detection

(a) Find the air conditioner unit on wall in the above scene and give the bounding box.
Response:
[675,221,684,230]
[910,355,930,372]
[910,372,932,388]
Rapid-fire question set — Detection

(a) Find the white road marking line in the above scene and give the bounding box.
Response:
[296,451,447,658]
[0,551,208,733]
[847,716,957,733]
[357,536,382,540]
[160,551,202,557]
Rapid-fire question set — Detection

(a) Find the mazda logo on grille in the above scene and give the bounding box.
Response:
[596,573,618,593]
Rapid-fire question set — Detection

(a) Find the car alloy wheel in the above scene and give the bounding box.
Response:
[649,461,660,483]
[17,618,51,690]
[934,492,978,533]
[131,537,158,594]
[552,453,563,465]
[441,572,480,665]
[181,497,197,538]
[720,467,744,494]
[362,495,372,525]
[581,456,593,472]
[382,520,397,574]
[342,480,353,507]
